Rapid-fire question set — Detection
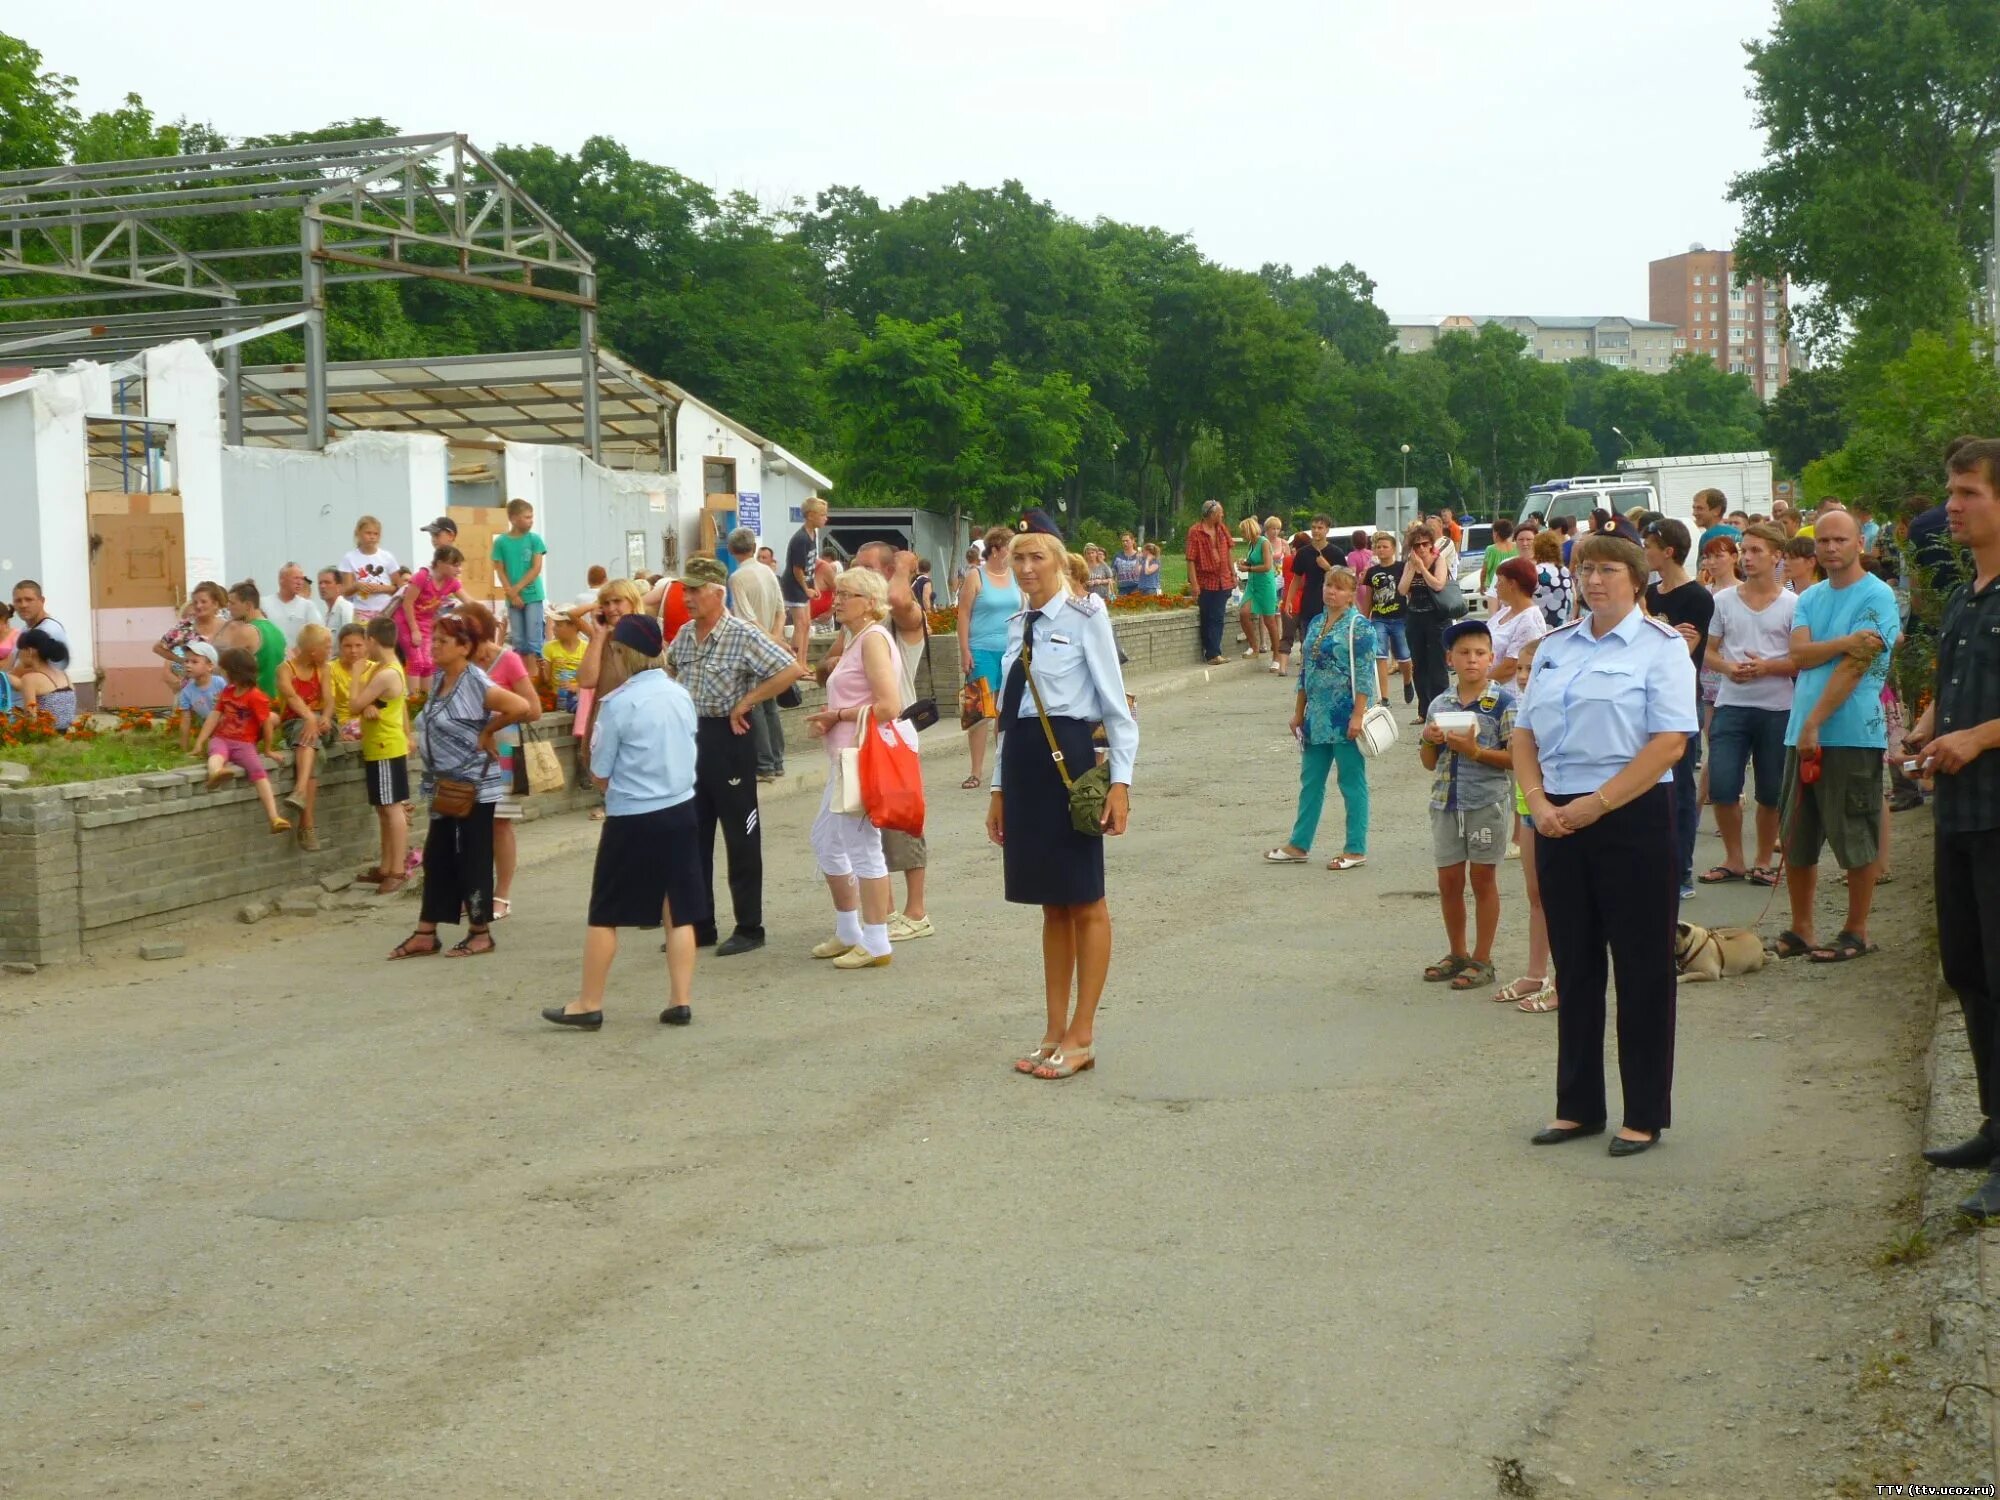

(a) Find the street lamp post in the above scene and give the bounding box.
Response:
[1611,425,1634,456]
[1400,442,1411,489]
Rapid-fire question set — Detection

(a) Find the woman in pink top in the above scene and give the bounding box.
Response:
[459,602,542,920]
[803,567,909,971]
[398,545,465,680]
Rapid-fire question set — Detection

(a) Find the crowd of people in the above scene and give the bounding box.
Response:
[1171,444,1993,1165]
[8,445,1999,1168]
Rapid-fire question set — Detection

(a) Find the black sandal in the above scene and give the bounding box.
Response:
[1809,930,1877,963]
[1771,930,1811,960]
[447,930,496,958]
[388,930,442,960]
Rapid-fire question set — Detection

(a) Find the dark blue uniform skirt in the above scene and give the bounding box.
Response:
[1001,714,1106,907]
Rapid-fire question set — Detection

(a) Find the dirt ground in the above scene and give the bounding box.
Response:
[0,663,1987,1499]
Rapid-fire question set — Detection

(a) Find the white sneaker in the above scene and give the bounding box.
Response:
[888,913,936,942]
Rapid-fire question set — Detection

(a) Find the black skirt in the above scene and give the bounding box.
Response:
[1002,714,1107,907]
[587,800,714,930]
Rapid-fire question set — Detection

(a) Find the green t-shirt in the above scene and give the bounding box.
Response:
[492,529,548,604]
[252,618,286,698]
[1480,544,1517,591]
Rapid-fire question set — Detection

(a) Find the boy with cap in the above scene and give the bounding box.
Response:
[665,556,811,956]
[174,641,224,750]
[1417,619,1516,990]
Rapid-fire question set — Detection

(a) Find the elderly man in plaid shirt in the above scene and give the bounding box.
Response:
[667,556,810,957]
[1185,499,1237,665]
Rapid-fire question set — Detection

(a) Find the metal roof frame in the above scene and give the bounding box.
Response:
[0,133,601,455]
[233,348,795,479]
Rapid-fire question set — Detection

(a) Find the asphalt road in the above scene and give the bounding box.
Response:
[0,662,1950,1497]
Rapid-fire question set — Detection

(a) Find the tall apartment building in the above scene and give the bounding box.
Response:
[1648,244,1792,400]
[1389,314,1678,371]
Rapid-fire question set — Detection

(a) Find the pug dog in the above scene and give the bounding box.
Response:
[1675,921,1768,982]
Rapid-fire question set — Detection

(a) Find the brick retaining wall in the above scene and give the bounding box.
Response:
[0,610,1200,962]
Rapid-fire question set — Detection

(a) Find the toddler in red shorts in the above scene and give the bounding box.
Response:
[192,646,291,834]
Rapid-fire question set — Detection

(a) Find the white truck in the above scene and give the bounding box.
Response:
[1614,452,1774,525]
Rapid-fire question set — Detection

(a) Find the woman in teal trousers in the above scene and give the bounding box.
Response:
[1265,567,1376,870]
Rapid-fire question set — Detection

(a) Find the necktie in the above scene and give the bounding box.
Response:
[998,611,1042,725]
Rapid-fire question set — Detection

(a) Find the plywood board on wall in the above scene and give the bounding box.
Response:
[446,506,509,604]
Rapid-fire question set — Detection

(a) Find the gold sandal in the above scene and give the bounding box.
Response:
[1014,1044,1060,1074]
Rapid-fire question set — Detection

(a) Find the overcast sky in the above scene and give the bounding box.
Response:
[27,0,1773,319]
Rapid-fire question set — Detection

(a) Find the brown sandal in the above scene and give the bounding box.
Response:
[388,930,442,960]
[447,930,496,958]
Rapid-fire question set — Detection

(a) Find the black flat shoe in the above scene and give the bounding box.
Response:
[1531,1122,1606,1145]
[714,932,765,958]
[1924,1134,1996,1170]
[541,1006,603,1030]
[659,1005,692,1026]
[1608,1131,1660,1157]
[1959,1172,2000,1221]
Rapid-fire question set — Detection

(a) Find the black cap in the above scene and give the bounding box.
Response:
[1016,507,1062,537]
[421,516,457,537]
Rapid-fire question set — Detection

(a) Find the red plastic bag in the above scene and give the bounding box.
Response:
[858,714,925,836]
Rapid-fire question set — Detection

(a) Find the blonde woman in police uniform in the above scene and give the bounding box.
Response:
[1513,533,1696,1157]
[985,530,1137,1080]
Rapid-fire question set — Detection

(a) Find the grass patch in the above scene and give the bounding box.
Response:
[1876,1227,1934,1267]
[5,730,193,785]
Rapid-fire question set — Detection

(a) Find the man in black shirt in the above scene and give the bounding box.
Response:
[1643,517,1715,898]
[1290,514,1343,638]
[782,496,828,662]
[1909,438,2000,1216]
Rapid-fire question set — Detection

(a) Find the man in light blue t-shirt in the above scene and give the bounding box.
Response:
[1779,512,1900,963]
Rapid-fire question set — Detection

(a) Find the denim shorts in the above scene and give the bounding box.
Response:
[1373,615,1409,661]
[1707,704,1787,808]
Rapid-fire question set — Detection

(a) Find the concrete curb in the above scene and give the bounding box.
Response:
[513,653,1259,875]
[1918,972,2000,1469]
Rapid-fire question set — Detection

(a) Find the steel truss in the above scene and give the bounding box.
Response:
[0,134,602,455]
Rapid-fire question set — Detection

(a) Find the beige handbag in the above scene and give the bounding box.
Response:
[832,707,869,814]
[523,729,566,795]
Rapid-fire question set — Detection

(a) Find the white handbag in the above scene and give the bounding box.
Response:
[832,707,869,814]
[1346,615,1400,758]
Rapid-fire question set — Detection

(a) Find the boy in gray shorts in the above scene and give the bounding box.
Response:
[1418,619,1517,990]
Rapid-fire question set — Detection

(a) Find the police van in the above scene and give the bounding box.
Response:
[1516,475,1659,531]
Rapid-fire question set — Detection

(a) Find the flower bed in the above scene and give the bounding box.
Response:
[924,590,1194,636]
[1,709,189,785]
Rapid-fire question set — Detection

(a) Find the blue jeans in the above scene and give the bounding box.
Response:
[1707,703,1787,808]
[1373,616,1409,661]
[1288,738,1370,855]
[1198,587,1228,659]
[508,602,545,662]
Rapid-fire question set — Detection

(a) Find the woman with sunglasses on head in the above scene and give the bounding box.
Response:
[1399,524,1453,722]
[1513,534,1696,1157]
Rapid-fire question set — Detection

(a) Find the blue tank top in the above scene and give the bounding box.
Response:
[968,567,1023,653]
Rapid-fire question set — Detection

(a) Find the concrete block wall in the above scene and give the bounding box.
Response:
[0,611,1197,962]
[0,719,598,964]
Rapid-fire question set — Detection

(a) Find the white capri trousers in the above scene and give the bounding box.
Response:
[811,779,887,879]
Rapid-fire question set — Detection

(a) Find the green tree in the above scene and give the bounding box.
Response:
[0,32,77,172]
[1431,323,1592,511]
[1728,0,2000,357]
[1259,262,1393,368]
[69,93,181,162]
[1802,328,2000,505]
[1762,364,1851,475]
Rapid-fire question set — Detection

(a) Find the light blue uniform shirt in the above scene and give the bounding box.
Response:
[1519,604,1698,795]
[992,591,1138,792]
[590,669,698,816]
[1784,573,1900,749]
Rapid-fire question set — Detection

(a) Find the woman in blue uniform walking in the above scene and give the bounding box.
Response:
[985,530,1137,1081]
